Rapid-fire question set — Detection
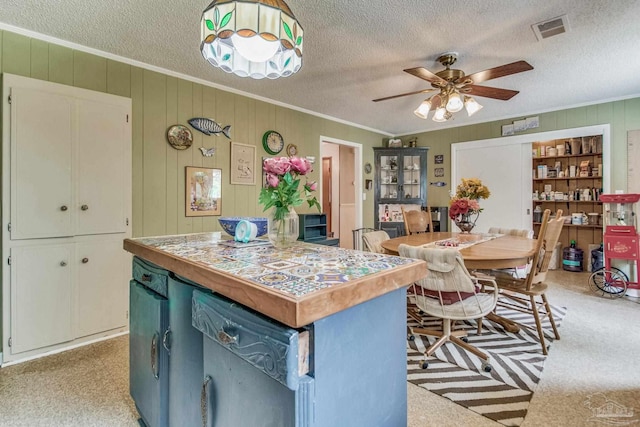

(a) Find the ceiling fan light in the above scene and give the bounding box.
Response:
[464,96,483,116]
[445,92,464,113]
[413,98,432,119]
[432,106,448,122]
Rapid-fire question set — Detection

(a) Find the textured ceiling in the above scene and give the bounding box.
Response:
[1,0,639,136]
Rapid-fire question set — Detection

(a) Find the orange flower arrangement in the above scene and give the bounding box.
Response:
[449,178,490,220]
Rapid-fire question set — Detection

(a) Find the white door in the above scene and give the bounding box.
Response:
[10,88,74,239]
[76,99,128,235]
[11,244,74,354]
[452,141,532,232]
[76,236,128,337]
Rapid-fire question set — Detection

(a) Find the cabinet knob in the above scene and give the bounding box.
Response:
[81,205,89,211]
[82,257,89,264]
[60,261,67,267]
[60,205,68,211]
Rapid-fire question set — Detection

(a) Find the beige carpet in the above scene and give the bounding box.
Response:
[1,270,639,426]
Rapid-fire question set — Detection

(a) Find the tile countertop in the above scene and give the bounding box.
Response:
[124,233,426,328]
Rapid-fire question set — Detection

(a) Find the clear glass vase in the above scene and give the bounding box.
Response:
[454,212,479,233]
[267,206,299,248]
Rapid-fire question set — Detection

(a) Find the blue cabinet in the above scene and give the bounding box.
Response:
[129,257,204,427]
[192,289,313,427]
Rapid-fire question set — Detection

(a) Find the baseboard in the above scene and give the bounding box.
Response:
[1,329,129,367]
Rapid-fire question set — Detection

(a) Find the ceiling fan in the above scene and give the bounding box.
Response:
[373,52,533,122]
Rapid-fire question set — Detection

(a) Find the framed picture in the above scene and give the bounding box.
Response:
[230,142,256,185]
[434,154,444,164]
[434,167,445,177]
[185,167,222,217]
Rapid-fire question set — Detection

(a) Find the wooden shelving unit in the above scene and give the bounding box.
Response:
[532,136,603,252]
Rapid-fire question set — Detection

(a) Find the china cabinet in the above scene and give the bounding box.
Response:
[532,135,603,250]
[373,147,428,237]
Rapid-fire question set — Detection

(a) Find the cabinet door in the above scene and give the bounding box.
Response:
[130,281,169,427]
[76,99,128,235]
[10,244,74,354]
[10,88,74,239]
[76,236,128,337]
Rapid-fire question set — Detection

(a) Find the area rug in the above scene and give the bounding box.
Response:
[406,300,567,427]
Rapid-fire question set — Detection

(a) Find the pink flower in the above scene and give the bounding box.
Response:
[266,173,279,188]
[306,181,317,191]
[263,157,291,175]
[468,199,480,211]
[289,157,312,175]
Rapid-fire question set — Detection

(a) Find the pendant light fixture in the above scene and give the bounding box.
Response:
[200,0,304,79]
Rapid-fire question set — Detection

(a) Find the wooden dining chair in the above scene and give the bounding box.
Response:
[490,209,564,355]
[401,206,433,235]
[486,227,534,279]
[361,230,390,254]
[399,244,499,371]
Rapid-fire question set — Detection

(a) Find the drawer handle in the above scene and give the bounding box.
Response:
[201,375,212,427]
[82,258,89,264]
[217,329,238,345]
[162,327,171,355]
[151,333,159,380]
[60,205,68,212]
[81,204,89,211]
[140,274,152,282]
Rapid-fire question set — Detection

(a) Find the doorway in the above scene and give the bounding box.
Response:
[322,157,333,234]
[320,136,363,249]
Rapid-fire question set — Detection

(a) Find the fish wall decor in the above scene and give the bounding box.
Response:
[199,147,216,157]
[429,181,447,187]
[188,118,231,138]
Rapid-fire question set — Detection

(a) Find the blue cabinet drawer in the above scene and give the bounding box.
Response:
[192,290,310,391]
[132,256,168,297]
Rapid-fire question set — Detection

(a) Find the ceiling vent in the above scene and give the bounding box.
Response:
[532,15,570,41]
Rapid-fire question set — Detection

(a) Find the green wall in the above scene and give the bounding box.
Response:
[0,29,385,238]
[399,97,640,207]
[0,29,386,349]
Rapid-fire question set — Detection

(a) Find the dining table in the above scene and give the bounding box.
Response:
[381,231,539,333]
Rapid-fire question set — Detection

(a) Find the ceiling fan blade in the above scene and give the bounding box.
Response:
[372,88,435,102]
[403,67,447,86]
[457,61,533,85]
[461,85,519,100]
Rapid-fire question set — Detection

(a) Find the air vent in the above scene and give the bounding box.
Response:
[532,15,570,41]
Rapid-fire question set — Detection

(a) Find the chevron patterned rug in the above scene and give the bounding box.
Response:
[407,300,567,427]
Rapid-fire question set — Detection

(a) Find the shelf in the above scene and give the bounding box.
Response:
[533,222,602,229]
[533,200,602,204]
[533,176,602,181]
[532,152,602,161]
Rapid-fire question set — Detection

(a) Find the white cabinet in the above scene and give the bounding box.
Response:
[2,74,132,363]
[10,87,74,240]
[10,243,74,354]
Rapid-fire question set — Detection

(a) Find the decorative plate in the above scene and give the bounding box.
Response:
[364,162,372,174]
[167,124,193,150]
[286,143,298,157]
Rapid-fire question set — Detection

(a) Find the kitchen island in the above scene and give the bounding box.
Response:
[124,233,426,427]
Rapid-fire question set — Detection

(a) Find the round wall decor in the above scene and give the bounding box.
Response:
[262,130,284,155]
[286,143,298,157]
[167,124,193,150]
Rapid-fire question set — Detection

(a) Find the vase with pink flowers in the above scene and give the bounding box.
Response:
[259,156,320,247]
[449,178,491,233]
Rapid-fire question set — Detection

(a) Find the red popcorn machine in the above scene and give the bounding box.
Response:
[588,193,640,297]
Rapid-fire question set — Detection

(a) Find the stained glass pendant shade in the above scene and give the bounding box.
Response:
[200,0,304,79]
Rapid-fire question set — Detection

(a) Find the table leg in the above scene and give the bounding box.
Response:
[486,312,521,333]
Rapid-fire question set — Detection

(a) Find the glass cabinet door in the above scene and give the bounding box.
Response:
[379,154,400,200]
[400,154,422,201]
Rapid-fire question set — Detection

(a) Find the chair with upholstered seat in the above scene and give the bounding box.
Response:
[399,244,498,371]
[361,230,390,254]
[490,209,564,355]
[401,206,433,235]
[486,227,534,279]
